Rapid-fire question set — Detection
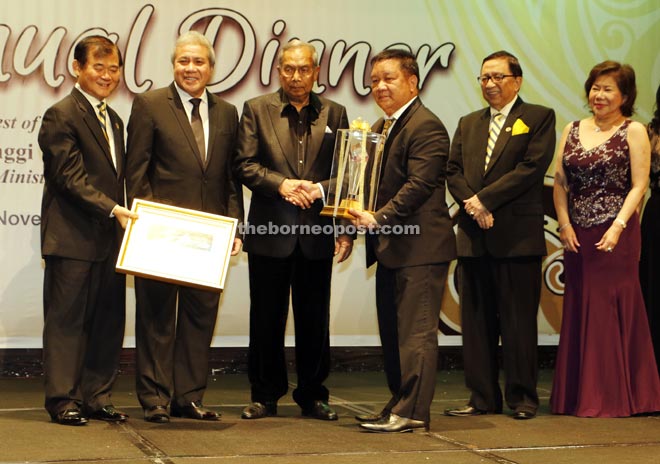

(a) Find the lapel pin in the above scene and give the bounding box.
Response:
[505,127,511,132]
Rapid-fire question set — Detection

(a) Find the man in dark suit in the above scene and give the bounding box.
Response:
[234,40,352,421]
[445,50,556,420]
[350,49,456,433]
[39,35,135,426]
[126,31,243,423]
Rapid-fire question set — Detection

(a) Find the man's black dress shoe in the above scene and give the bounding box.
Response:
[302,400,338,421]
[52,408,88,426]
[87,405,128,422]
[355,410,388,423]
[512,408,536,420]
[241,401,277,419]
[359,413,428,433]
[170,401,220,421]
[444,405,488,417]
[144,405,169,423]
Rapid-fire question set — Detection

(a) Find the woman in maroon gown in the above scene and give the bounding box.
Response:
[551,61,660,417]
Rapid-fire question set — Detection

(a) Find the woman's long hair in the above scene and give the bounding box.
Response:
[650,82,660,134]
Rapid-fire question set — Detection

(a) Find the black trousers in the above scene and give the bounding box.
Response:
[457,255,541,413]
[134,277,220,409]
[247,246,332,409]
[42,253,125,417]
[375,262,448,423]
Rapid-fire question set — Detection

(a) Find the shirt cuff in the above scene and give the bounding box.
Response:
[316,182,326,205]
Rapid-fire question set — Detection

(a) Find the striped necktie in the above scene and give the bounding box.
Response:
[97,101,109,142]
[485,112,504,170]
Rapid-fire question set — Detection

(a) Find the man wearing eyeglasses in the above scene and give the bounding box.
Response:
[234,39,352,421]
[446,50,555,420]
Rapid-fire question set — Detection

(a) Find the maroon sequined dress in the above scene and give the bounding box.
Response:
[550,120,660,417]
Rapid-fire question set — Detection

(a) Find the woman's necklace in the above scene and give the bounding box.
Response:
[594,116,625,132]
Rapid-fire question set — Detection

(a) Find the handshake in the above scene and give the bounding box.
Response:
[278,179,323,209]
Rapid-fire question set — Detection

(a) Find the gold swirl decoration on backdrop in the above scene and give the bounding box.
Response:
[424,0,659,125]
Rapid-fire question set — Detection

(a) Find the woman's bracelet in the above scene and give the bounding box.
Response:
[558,223,571,231]
[614,218,627,229]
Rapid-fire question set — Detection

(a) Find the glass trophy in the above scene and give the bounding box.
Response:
[321,121,386,219]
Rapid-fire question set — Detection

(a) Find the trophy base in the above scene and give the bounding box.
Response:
[320,199,374,219]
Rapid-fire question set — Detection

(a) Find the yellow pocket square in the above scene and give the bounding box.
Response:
[511,118,530,136]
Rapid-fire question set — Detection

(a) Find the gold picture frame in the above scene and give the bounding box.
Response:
[116,199,237,291]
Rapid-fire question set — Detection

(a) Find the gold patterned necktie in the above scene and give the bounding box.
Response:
[190,98,206,161]
[381,117,395,137]
[97,101,109,142]
[485,112,504,170]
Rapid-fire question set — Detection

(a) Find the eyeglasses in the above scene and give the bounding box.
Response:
[280,65,314,78]
[477,74,517,85]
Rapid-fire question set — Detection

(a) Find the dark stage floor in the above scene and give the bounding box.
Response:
[1,370,660,463]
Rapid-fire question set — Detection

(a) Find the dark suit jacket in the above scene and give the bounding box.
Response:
[126,83,243,223]
[367,97,456,268]
[447,97,555,258]
[234,89,349,259]
[39,88,125,261]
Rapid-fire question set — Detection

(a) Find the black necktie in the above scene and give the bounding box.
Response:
[190,98,206,161]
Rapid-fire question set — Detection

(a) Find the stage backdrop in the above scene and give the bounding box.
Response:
[1,0,659,348]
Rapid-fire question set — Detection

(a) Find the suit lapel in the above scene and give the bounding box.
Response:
[485,97,523,176]
[72,89,117,174]
[267,94,298,175]
[472,109,490,177]
[167,84,205,170]
[206,91,217,169]
[304,97,327,177]
[108,109,123,177]
[380,98,420,168]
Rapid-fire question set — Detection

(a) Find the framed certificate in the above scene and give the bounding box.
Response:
[116,199,237,291]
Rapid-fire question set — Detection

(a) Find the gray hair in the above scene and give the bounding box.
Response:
[278,39,318,67]
[171,31,216,67]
